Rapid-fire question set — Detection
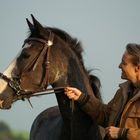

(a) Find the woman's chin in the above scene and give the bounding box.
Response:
[121,74,126,80]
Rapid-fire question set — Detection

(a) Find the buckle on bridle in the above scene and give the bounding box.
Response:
[9,80,21,96]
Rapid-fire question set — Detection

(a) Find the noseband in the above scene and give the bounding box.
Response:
[0,32,64,101]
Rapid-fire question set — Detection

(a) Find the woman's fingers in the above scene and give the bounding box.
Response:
[64,87,82,100]
[106,126,120,139]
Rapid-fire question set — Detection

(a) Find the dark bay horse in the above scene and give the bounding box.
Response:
[0,15,102,140]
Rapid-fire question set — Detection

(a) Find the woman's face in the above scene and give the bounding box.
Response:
[119,50,138,84]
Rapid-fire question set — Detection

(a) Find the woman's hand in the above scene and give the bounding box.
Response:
[64,87,82,100]
[106,126,120,139]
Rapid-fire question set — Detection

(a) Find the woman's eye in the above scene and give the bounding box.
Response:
[121,61,127,65]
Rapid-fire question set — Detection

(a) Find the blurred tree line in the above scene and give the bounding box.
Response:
[0,121,29,140]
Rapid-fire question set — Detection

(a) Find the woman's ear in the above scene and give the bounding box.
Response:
[135,64,140,72]
[136,64,140,81]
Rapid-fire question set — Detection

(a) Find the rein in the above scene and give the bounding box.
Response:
[0,73,65,98]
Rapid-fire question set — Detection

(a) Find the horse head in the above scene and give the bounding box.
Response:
[0,15,70,108]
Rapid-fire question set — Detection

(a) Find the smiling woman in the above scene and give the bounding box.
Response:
[64,43,140,140]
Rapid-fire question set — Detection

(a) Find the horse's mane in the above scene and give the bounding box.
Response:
[47,27,84,67]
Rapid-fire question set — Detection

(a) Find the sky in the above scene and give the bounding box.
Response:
[0,0,140,132]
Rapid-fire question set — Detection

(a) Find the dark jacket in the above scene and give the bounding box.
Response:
[81,81,140,140]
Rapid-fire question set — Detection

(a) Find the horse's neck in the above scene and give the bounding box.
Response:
[53,58,93,126]
[51,58,96,140]
[67,58,93,94]
[54,57,93,94]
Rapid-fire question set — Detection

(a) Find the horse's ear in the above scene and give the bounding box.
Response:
[26,18,34,32]
[31,14,46,35]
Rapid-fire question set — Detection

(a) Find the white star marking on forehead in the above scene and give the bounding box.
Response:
[23,43,32,48]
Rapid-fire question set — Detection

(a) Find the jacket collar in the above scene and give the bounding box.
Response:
[119,81,140,102]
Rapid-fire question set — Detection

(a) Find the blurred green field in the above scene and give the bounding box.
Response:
[0,121,29,140]
[12,130,29,140]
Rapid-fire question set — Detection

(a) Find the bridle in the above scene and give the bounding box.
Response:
[0,31,64,101]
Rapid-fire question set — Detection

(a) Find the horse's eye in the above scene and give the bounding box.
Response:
[21,52,30,59]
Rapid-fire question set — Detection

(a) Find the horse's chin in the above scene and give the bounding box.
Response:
[0,100,12,110]
[2,105,11,109]
[1,105,12,110]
